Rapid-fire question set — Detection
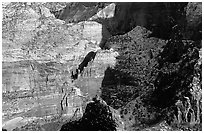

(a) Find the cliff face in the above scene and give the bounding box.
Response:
[2,2,117,131]
[2,2,202,131]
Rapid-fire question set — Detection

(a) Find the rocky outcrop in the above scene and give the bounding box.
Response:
[60,97,124,131]
[101,26,166,129]
[102,26,166,107]
[101,25,201,130]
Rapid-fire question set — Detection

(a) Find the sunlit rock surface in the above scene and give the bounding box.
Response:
[89,3,116,20]
[2,2,117,131]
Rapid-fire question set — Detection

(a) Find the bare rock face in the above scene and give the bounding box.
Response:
[2,2,111,93]
[89,3,116,20]
[2,3,113,63]
[74,50,118,98]
[56,2,112,23]
[2,2,118,131]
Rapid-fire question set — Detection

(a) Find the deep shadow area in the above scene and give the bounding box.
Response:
[99,19,201,129]
[101,67,139,109]
[151,39,201,108]
[60,98,120,131]
[101,2,189,40]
